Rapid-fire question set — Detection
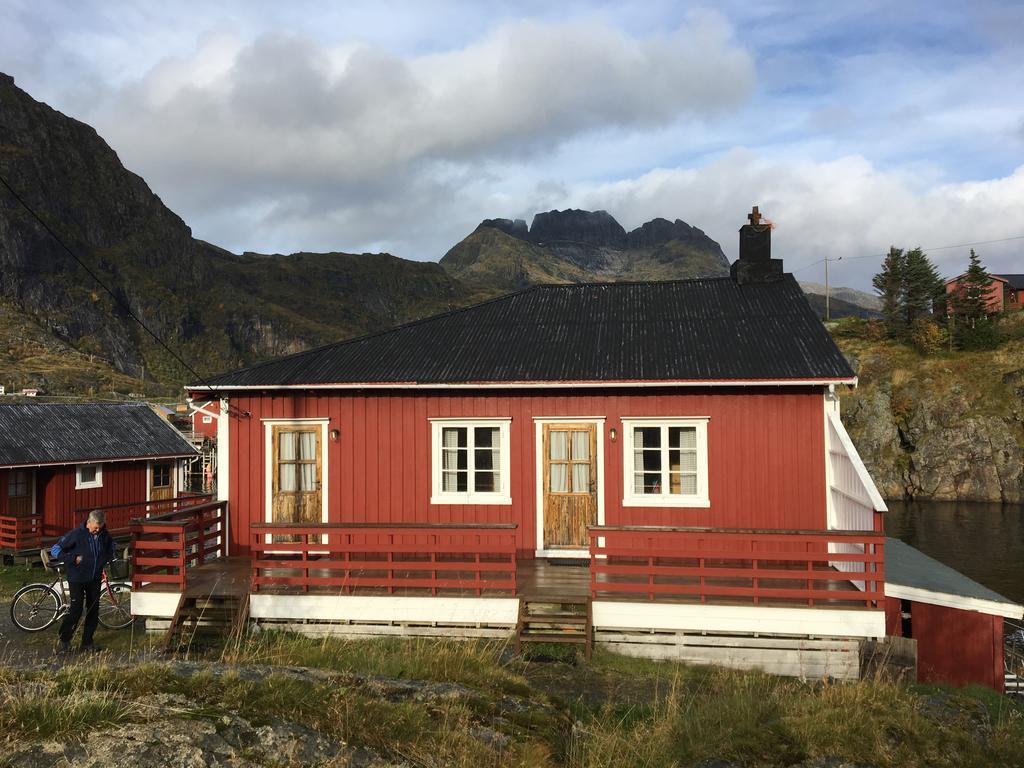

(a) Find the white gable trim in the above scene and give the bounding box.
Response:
[885,583,1024,620]
[191,377,857,392]
[826,411,887,512]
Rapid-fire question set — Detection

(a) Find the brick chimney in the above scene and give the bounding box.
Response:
[730,206,784,284]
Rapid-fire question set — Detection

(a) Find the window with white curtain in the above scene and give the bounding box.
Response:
[75,464,103,490]
[430,418,511,504]
[621,418,709,507]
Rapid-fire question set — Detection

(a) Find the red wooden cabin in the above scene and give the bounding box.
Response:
[130,209,1020,688]
[944,272,1024,314]
[0,402,202,548]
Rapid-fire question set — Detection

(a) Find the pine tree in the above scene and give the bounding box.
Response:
[901,247,944,329]
[872,247,906,338]
[951,249,992,327]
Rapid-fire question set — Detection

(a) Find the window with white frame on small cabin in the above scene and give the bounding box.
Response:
[430,419,511,504]
[75,464,103,489]
[621,418,709,507]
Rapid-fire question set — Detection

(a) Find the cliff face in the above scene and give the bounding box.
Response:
[838,333,1024,503]
[0,73,466,381]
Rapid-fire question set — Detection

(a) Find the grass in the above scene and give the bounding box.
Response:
[222,632,533,697]
[0,631,1021,765]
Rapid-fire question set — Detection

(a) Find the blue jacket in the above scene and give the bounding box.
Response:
[50,522,116,583]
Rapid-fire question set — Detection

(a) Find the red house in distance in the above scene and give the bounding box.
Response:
[128,209,1020,690]
[0,402,203,549]
[944,272,1024,314]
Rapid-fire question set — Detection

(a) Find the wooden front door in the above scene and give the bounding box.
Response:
[6,470,33,516]
[150,462,174,501]
[542,423,597,549]
[271,426,323,529]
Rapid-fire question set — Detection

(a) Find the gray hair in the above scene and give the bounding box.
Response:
[86,509,106,526]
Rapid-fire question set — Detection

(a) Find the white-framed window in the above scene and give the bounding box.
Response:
[201,415,213,424]
[75,463,103,490]
[621,418,709,507]
[430,418,512,505]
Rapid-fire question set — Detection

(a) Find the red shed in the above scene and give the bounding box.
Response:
[0,402,201,547]
[884,538,1022,693]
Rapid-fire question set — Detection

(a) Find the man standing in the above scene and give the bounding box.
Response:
[50,509,116,653]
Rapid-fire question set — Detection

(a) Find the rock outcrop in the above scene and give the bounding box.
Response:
[839,341,1024,503]
[529,208,628,248]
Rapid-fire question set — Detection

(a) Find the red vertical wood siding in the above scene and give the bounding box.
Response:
[225,387,828,556]
[911,602,1005,692]
[39,461,150,536]
[884,596,903,636]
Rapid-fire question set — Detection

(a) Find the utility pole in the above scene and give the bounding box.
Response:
[823,256,843,322]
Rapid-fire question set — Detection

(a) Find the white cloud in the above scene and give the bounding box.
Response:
[76,11,752,250]
[574,150,1024,289]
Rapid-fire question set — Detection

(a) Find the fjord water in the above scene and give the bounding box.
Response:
[884,500,1024,604]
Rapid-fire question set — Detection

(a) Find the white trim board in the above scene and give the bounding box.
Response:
[0,453,193,471]
[592,601,886,639]
[249,594,519,625]
[191,378,857,392]
[885,583,1024,620]
[533,417,606,557]
[131,591,182,618]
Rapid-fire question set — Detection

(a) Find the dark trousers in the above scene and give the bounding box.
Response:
[59,577,101,646]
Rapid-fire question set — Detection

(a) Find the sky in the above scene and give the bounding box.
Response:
[2,1,1023,290]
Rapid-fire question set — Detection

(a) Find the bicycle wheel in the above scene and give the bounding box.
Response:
[10,584,62,631]
[98,583,133,629]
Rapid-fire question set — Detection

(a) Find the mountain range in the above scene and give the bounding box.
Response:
[0,73,877,396]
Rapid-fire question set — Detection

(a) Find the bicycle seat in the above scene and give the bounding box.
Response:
[40,549,64,571]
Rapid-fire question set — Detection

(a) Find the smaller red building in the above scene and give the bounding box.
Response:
[884,538,1021,692]
[945,273,1024,314]
[189,399,219,441]
[0,403,199,548]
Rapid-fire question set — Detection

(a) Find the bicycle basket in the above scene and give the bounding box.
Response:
[107,558,129,580]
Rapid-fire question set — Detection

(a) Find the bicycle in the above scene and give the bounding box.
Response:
[9,549,133,632]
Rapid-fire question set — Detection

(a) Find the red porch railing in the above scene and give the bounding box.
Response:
[250,523,518,596]
[130,500,227,591]
[589,525,885,608]
[65,493,213,538]
[0,513,43,551]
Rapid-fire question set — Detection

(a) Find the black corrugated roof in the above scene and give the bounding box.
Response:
[0,403,198,467]
[995,274,1024,290]
[198,276,855,388]
[885,538,1021,610]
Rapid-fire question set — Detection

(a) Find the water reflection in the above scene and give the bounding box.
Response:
[885,500,1024,604]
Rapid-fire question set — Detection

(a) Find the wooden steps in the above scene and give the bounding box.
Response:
[514,597,592,659]
[164,593,249,653]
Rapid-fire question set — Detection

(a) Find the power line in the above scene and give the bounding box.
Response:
[789,233,1024,275]
[0,172,246,417]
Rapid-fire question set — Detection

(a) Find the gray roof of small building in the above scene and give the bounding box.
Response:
[0,403,198,467]
[885,537,1019,608]
[197,276,856,388]
[995,273,1024,290]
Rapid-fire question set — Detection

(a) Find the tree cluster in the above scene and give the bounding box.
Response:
[871,247,945,339]
[872,247,1002,352]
